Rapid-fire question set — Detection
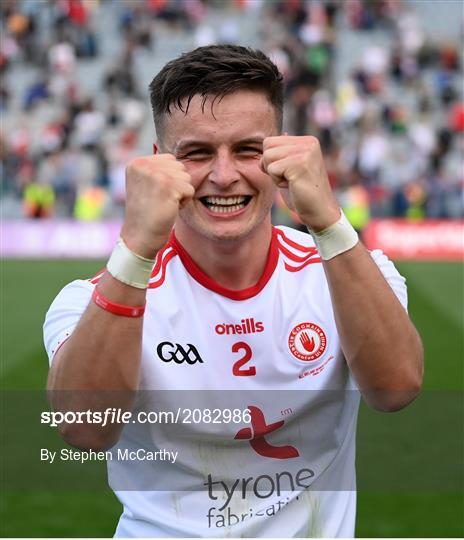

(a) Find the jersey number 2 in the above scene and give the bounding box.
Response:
[232,342,256,376]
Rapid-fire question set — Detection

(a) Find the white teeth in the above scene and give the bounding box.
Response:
[204,196,246,206]
[208,203,246,213]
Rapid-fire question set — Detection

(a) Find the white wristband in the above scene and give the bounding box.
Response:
[107,237,156,289]
[307,209,359,260]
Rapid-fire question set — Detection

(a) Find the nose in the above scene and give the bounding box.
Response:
[208,150,240,188]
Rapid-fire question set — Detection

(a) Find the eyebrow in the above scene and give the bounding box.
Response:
[173,140,211,153]
[173,137,265,153]
[235,138,265,147]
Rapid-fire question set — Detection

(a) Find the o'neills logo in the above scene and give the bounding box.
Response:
[288,322,327,362]
[215,318,264,336]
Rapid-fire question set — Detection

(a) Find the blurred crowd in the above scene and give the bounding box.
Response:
[263,0,463,228]
[1,0,463,225]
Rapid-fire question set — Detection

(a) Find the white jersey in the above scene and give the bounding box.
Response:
[44,226,408,538]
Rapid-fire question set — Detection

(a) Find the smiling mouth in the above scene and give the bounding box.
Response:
[199,196,252,214]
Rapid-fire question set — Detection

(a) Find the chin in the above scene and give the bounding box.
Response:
[184,218,255,244]
[200,226,252,243]
[178,206,272,244]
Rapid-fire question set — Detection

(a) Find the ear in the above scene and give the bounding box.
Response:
[153,143,158,154]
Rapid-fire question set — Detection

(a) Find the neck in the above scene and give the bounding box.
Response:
[173,221,273,291]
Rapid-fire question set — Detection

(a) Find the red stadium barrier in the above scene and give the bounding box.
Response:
[363,219,464,261]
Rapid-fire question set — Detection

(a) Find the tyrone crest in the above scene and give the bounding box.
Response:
[288,322,327,362]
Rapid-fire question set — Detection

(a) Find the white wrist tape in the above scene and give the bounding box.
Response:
[107,237,155,289]
[308,209,359,260]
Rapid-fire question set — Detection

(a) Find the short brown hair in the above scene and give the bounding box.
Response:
[149,45,283,139]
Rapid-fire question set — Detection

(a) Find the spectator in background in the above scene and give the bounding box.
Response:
[106,130,139,206]
[47,39,76,103]
[0,0,462,223]
[72,98,105,149]
[23,182,55,218]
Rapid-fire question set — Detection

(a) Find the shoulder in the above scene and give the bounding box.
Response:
[274,225,316,248]
[43,279,95,365]
[45,279,95,325]
[369,248,408,310]
[274,225,322,272]
[48,278,95,307]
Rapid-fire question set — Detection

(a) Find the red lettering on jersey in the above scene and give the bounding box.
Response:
[215,318,264,336]
[234,406,299,460]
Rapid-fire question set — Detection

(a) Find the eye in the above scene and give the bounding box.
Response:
[237,146,262,156]
[180,149,211,160]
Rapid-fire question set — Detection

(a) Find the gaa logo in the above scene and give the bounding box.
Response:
[288,322,327,362]
[156,342,204,364]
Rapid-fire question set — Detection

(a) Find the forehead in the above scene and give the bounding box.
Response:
[162,90,278,146]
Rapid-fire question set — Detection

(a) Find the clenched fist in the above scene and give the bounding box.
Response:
[262,136,340,232]
[121,154,194,258]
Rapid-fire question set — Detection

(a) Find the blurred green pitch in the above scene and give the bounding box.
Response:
[1,259,462,537]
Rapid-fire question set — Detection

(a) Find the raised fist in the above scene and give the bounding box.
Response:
[262,135,340,231]
[121,154,194,258]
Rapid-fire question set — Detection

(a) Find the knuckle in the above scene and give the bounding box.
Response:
[267,162,279,176]
[174,162,188,173]
[126,158,142,175]
[305,136,320,147]
[262,148,275,163]
[263,136,276,149]
[157,173,171,188]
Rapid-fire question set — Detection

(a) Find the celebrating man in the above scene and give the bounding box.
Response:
[44,45,423,537]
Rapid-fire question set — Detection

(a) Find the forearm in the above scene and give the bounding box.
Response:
[323,242,423,411]
[47,271,146,449]
[261,135,423,410]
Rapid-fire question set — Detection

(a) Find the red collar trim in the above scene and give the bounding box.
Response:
[169,228,279,301]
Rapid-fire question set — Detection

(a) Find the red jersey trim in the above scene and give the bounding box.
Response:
[88,247,176,290]
[150,244,171,278]
[168,228,279,301]
[275,228,317,253]
[284,258,322,272]
[276,228,322,270]
[89,268,106,284]
[51,334,71,360]
[277,240,318,263]
[148,248,177,289]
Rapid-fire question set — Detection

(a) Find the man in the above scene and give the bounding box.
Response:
[44,45,423,537]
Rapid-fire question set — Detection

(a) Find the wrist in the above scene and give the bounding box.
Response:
[120,226,167,259]
[107,237,156,289]
[302,207,341,232]
[307,209,359,260]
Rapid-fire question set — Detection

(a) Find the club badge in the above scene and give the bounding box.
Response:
[288,322,327,362]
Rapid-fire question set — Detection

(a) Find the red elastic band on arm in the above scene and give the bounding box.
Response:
[92,287,146,318]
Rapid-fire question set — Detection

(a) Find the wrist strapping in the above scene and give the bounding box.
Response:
[107,237,155,289]
[307,209,359,260]
[92,287,146,317]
